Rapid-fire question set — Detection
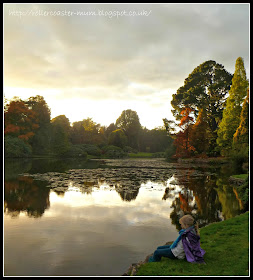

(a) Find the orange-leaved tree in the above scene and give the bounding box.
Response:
[174,107,195,158]
[4,99,39,142]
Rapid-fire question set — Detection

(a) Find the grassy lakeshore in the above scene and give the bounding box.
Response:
[136,212,249,276]
[231,174,248,180]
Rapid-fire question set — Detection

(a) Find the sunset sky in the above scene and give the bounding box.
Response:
[4,3,249,129]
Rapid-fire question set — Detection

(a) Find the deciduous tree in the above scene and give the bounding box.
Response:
[116,109,141,149]
[174,108,195,157]
[190,109,210,155]
[171,60,232,154]
[108,129,127,148]
[50,115,71,155]
[25,95,51,154]
[4,98,39,142]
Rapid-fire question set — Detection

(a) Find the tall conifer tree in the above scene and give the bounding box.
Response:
[232,89,249,158]
[217,57,248,155]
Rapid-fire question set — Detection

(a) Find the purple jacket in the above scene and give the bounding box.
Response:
[181,226,206,264]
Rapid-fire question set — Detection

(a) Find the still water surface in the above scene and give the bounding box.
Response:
[4,158,245,276]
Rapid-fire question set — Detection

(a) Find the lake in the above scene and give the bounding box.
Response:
[4,158,245,276]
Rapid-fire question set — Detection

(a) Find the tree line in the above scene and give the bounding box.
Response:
[164,57,249,164]
[4,57,249,163]
[4,97,171,158]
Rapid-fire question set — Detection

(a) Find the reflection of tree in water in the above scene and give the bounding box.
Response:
[18,166,174,202]
[168,167,244,229]
[215,178,244,219]
[115,184,140,202]
[5,158,32,181]
[162,186,178,200]
[28,158,103,174]
[5,159,245,220]
[79,183,95,195]
[54,190,65,197]
[4,176,50,218]
[164,187,197,231]
[114,175,172,202]
[170,196,186,231]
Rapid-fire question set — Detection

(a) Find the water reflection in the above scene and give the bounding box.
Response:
[168,167,244,230]
[4,158,246,276]
[4,184,176,276]
[4,158,245,223]
[4,176,50,218]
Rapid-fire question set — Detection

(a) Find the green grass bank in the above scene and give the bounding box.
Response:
[136,212,249,276]
[231,174,248,180]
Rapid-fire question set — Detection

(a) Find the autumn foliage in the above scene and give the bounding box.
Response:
[174,108,196,158]
[170,58,249,160]
[4,96,170,158]
[4,99,39,141]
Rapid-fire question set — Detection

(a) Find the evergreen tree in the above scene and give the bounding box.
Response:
[232,89,249,158]
[217,57,248,156]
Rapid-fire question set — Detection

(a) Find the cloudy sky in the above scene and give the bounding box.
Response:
[4,3,249,129]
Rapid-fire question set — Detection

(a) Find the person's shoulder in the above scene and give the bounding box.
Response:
[190,228,197,235]
[183,226,197,236]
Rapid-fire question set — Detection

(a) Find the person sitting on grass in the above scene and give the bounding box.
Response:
[149,214,205,264]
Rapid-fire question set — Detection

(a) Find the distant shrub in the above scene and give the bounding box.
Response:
[152,152,165,158]
[4,136,32,158]
[61,145,88,158]
[79,144,101,156]
[123,146,137,153]
[102,145,127,158]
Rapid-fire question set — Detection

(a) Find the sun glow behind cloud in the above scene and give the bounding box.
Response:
[4,3,249,129]
[4,85,175,129]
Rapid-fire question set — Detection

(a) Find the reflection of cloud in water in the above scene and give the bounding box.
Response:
[46,190,179,245]
[5,158,247,276]
[5,178,180,275]
[47,182,175,225]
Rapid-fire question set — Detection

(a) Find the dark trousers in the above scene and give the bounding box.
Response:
[153,244,176,262]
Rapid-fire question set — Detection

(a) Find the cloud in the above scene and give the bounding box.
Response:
[4,3,249,127]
